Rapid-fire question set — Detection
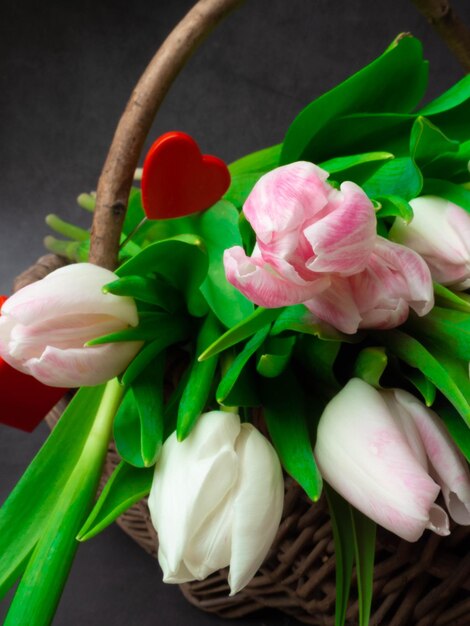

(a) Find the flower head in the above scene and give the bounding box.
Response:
[224,161,377,308]
[148,410,284,595]
[390,195,470,290]
[314,378,470,541]
[0,263,141,387]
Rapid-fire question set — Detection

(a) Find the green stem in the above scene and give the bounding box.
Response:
[45,214,90,241]
[43,236,89,262]
[4,379,124,626]
[76,192,96,212]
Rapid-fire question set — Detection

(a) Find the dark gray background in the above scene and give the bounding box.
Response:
[1,1,469,624]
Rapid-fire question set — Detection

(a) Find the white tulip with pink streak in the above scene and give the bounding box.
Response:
[0,263,142,387]
[390,195,470,290]
[314,378,470,541]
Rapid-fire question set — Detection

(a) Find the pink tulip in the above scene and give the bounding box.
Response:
[0,263,142,387]
[314,378,470,542]
[224,161,377,308]
[304,237,434,334]
[390,195,470,290]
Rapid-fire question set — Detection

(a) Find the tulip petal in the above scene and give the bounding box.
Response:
[314,379,442,542]
[243,162,330,245]
[224,246,329,308]
[304,277,362,334]
[8,314,126,361]
[393,389,470,525]
[3,263,139,327]
[149,412,240,581]
[370,238,434,318]
[228,423,284,594]
[0,316,30,374]
[390,196,470,288]
[24,341,142,387]
[304,181,376,275]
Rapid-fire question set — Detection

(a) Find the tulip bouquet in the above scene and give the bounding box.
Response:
[1,33,470,626]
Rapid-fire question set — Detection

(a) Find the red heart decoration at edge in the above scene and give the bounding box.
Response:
[141,131,231,220]
[0,295,67,432]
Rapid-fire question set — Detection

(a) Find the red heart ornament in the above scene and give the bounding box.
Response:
[141,131,231,220]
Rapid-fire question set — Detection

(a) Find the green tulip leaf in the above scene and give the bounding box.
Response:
[295,335,341,392]
[228,144,281,176]
[122,318,190,387]
[77,462,154,542]
[353,347,387,388]
[433,283,470,313]
[238,211,256,254]
[282,36,428,164]
[375,195,414,223]
[324,484,355,626]
[410,116,459,167]
[177,313,222,440]
[103,275,183,312]
[319,152,394,175]
[256,335,296,378]
[421,179,470,213]
[115,356,165,468]
[261,371,323,501]
[195,201,254,328]
[216,325,270,404]
[408,307,470,361]
[0,385,105,600]
[351,506,376,626]
[223,173,263,208]
[271,304,357,342]
[362,157,423,200]
[198,306,285,361]
[403,368,437,407]
[310,113,414,164]
[122,187,145,236]
[2,380,122,626]
[417,74,470,116]
[117,235,209,317]
[438,402,470,463]
[222,364,260,408]
[376,330,470,426]
[86,312,183,345]
[423,139,470,181]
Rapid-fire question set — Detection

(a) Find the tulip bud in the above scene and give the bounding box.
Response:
[148,410,284,594]
[0,263,142,387]
[314,379,470,542]
[390,195,470,290]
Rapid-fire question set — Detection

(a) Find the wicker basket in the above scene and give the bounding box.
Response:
[14,1,470,624]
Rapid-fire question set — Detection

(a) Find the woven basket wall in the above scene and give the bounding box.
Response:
[13,0,470,622]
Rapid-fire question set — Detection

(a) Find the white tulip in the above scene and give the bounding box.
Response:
[390,195,470,290]
[148,410,284,594]
[314,378,470,542]
[0,263,141,387]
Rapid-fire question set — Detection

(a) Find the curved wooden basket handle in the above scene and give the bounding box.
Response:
[89,0,243,270]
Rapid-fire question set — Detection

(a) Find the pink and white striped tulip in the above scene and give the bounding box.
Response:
[224,161,377,308]
[314,378,470,542]
[148,410,284,595]
[0,263,142,387]
[390,195,470,290]
[304,237,434,334]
